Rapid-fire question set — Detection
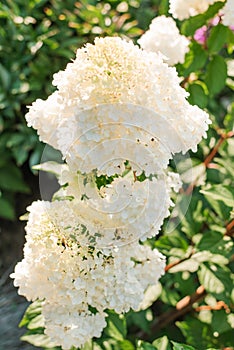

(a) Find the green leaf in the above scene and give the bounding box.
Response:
[28,314,45,330]
[174,272,196,296]
[160,272,185,306]
[19,300,42,328]
[197,231,232,257]
[194,251,229,265]
[224,102,234,131]
[20,333,57,348]
[218,329,234,348]
[19,300,41,327]
[180,197,204,238]
[6,133,26,147]
[200,185,234,207]
[178,42,208,76]
[136,340,156,350]
[198,263,224,293]
[12,146,29,166]
[215,157,234,181]
[32,161,65,178]
[205,56,227,96]
[0,195,15,220]
[118,340,135,350]
[204,193,232,221]
[207,24,228,54]
[0,164,30,193]
[29,145,44,170]
[0,62,11,90]
[104,311,127,341]
[188,83,208,108]
[140,284,162,310]
[154,231,188,256]
[152,336,171,350]
[181,163,206,185]
[168,258,199,273]
[212,310,232,334]
[198,263,233,303]
[168,250,229,273]
[176,318,217,349]
[127,309,151,332]
[180,2,225,36]
[171,341,196,350]
[82,340,98,350]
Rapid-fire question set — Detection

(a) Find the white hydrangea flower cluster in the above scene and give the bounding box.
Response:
[56,168,175,246]
[222,0,234,26]
[26,37,210,163]
[12,37,210,349]
[169,0,224,20]
[138,16,190,65]
[12,200,165,349]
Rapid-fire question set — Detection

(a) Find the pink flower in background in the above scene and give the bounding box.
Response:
[194,10,234,46]
[210,15,221,26]
[194,25,207,44]
[194,15,221,45]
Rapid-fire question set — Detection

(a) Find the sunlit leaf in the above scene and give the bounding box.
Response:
[201,185,234,207]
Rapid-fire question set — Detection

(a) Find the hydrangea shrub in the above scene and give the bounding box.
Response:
[11,1,234,349]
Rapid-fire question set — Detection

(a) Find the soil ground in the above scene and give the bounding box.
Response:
[0,169,41,350]
[0,222,39,350]
[0,282,38,350]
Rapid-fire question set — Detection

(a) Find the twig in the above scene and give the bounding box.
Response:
[164,251,194,272]
[204,130,233,166]
[180,76,190,88]
[137,286,206,340]
[203,132,232,167]
[164,259,183,272]
[185,131,234,195]
[226,219,234,237]
[195,300,230,313]
[133,170,137,182]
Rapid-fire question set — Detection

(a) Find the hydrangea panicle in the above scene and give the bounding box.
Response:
[12,35,211,350]
[169,0,225,20]
[11,200,166,349]
[138,15,190,65]
[222,0,234,26]
[25,37,210,173]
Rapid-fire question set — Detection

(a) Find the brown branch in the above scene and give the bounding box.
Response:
[204,137,224,167]
[164,259,183,272]
[176,285,206,310]
[164,251,194,272]
[185,131,234,195]
[204,131,233,166]
[133,170,137,182]
[138,286,206,340]
[185,181,196,196]
[195,300,230,313]
[180,76,190,88]
[226,219,234,237]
